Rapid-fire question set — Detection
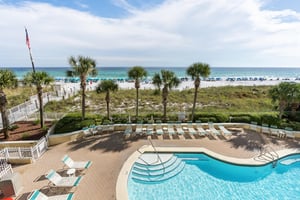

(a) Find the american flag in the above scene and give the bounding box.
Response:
[25,28,30,49]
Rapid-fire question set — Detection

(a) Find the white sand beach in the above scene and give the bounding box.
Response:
[117,79,300,90]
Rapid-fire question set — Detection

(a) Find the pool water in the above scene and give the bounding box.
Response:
[128,153,300,200]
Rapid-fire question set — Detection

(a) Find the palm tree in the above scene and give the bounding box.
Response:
[0,70,18,139]
[152,70,180,122]
[23,71,54,128]
[186,62,211,121]
[269,82,299,119]
[68,56,97,120]
[128,66,147,119]
[96,80,118,119]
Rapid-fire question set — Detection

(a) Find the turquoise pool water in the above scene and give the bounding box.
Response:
[128,153,300,200]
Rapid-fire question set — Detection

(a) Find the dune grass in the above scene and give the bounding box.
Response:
[44,85,274,115]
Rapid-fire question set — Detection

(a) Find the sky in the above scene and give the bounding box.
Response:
[0,0,300,68]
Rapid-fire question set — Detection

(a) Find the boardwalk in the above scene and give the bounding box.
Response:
[14,130,300,200]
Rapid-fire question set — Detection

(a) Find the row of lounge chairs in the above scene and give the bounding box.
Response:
[27,155,92,200]
[123,122,233,139]
[250,122,296,139]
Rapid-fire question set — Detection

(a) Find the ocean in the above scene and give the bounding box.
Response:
[3,67,300,80]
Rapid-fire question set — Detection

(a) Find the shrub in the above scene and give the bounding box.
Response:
[8,124,19,131]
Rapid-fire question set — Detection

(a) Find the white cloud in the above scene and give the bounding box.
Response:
[0,0,299,67]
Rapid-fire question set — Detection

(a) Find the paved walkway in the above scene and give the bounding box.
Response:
[13,129,300,200]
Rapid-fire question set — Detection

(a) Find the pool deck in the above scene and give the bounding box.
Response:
[13,129,300,200]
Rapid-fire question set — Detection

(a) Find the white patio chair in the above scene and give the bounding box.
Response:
[175,124,185,135]
[62,155,92,170]
[155,124,164,135]
[208,122,220,136]
[27,189,74,200]
[187,123,197,135]
[124,124,133,137]
[167,124,176,135]
[218,125,232,138]
[45,169,82,188]
[195,122,207,136]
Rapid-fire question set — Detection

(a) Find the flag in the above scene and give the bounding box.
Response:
[25,28,30,49]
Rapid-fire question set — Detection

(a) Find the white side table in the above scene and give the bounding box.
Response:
[67,168,76,177]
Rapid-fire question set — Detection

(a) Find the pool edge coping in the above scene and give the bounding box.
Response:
[116,146,300,200]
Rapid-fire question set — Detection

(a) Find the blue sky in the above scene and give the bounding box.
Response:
[0,0,300,67]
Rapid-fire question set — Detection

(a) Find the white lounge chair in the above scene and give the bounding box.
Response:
[155,124,164,135]
[62,155,92,170]
[46,169,82,188]
[146,124,154,135]
[27,189,74,200]
[188,123,197,135]
[175,124,185,135]
[218,125,232,138]
[135,124,143,135]
[195,123,207,136]
[208,122,220,136]
[124,124,133,137]
[167,124,176,135]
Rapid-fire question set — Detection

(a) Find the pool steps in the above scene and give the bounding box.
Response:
[280,158,300,165]
[131,153,185,182]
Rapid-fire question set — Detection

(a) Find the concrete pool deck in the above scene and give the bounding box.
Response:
[13,129,300,200]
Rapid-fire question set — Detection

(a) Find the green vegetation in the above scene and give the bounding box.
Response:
[48,85,300,133]
[67,55,97,120]
[0,69,18,138]
[23,71,54,128]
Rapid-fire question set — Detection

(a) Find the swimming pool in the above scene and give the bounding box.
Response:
[128,153,300,200]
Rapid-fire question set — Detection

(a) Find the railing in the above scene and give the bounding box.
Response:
[0,137,48,161]
[256,145,279,167]
[148,138,166,176]
[0,159,13,179]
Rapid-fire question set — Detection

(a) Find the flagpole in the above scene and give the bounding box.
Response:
[25,27,36,73]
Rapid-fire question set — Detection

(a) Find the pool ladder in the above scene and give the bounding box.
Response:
[257,145,279,168]
[137,138,166,177]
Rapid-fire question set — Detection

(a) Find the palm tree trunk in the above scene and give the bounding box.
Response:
[106,91,110,119]
[162,87,168,122]
[191,86,199,122]
[0,91,9,138]
[136,87,139,118]
[37,86,44,128]
[279,101,286,119]
[81,78,86,120]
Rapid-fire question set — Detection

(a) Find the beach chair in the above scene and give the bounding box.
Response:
[124,124,133,138]
[27,189,74,200]
[284,127,295,139]
[146,124,154,136]
[135,123,143,135]
[208,122,220,136]
[46,169,82,189]
[62,155,92,170]
[187,123,197,135]
[218,125,232,138]
[195,122,207,136]
[167,124,176,135]
[175,124,185,135]
[155,124,164,135]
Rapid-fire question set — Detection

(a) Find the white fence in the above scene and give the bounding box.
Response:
[0,82,98,129]
[0,137,48,161]
[0,159,13,179]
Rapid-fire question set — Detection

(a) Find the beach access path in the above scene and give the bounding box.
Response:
[13,130,300,200]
